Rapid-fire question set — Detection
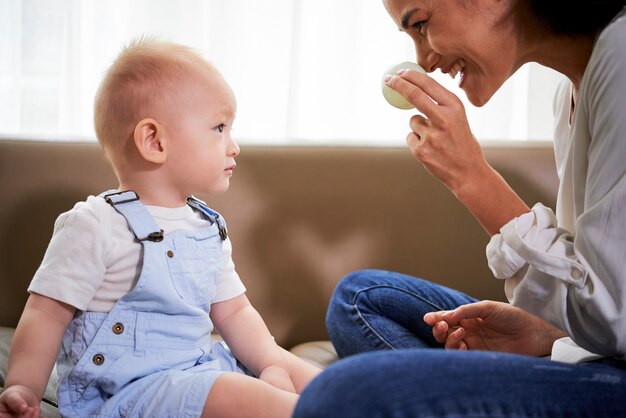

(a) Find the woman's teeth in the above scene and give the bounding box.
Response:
[449,59,466,80]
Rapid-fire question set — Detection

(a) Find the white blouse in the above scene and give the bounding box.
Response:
[486,8,626,362]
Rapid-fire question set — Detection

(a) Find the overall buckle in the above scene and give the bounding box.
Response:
[103,190,140,206]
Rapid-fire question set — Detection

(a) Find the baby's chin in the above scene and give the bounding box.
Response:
[207,183,231,195]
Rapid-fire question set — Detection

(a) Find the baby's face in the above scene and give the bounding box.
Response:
[165,69,240,197]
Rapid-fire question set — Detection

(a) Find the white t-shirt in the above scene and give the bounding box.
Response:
[486,8,626,363]
[29,195,245,312]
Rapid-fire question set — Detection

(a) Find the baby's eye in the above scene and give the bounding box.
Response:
[214,124,226,133]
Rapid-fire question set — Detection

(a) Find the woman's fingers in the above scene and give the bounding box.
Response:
[424,310,464,326]
[424,311,451,343]
[406,114,429,151]
[432,320,449,343]
[423,311,447,325]
[424,312,470,349]
[406,131,421,152]
[409,114,429,137]
[432,320,467,349]
[384,69,460,121]
[444,300,495,323]
[384,75,443,124]
[397,68,458,107]
[444,327,466,349]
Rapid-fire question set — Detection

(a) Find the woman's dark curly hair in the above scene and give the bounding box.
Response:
[528,0,626,37]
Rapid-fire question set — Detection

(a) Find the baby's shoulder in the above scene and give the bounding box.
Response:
[54,194,118,234]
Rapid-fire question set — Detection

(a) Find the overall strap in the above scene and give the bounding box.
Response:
[102,190,164,242]
[186,195,228,241]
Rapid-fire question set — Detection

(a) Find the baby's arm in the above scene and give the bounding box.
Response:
[210,294,320,393]
[0,293,75,416]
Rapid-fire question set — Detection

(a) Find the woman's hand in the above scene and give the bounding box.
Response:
[384,70,488,193]
[423,300,567,357]
[384,70,530,235]
[0,385,41,418]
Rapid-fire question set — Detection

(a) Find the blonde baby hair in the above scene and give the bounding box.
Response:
[93,36,219,168]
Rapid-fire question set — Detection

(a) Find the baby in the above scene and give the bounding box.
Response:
[0,38,320,418]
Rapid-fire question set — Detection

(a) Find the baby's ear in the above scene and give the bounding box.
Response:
[133,118,167,164]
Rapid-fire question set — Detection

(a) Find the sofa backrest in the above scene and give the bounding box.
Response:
[0,139,557,347]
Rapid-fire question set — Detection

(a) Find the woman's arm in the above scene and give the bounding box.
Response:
[488,19,626,358]
[384,70,530,236]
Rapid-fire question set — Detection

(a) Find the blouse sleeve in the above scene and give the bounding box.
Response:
[486,14,626,359]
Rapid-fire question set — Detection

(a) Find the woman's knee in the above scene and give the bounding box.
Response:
[335,269,387,295]
[327,269,431,315]
[326,270,387,328]
[329,269,415,306]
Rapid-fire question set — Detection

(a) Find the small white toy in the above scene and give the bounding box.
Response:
[381,62,426,109]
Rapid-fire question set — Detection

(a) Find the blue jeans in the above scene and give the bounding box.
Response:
[294,270,626,418]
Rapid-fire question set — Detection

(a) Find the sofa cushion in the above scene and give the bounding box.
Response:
[290,341,338,369]
[0,328,9,388]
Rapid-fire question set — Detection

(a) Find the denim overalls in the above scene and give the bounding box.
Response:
[56,191,247,417]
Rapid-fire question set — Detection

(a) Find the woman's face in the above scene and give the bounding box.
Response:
[383,0,522,106]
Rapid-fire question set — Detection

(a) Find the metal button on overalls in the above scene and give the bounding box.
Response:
[57,191,234,417]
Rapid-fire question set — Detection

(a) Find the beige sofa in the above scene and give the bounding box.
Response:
[0,139,558,415]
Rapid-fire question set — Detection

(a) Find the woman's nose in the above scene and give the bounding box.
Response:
[415,42,440,73]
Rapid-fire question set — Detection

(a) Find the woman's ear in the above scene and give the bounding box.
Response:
[133,118,167,164]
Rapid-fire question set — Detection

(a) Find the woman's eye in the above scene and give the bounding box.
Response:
[214,124,226,133]
[412,20,427,33]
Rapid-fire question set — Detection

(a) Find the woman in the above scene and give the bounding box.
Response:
[294,0,626,416]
